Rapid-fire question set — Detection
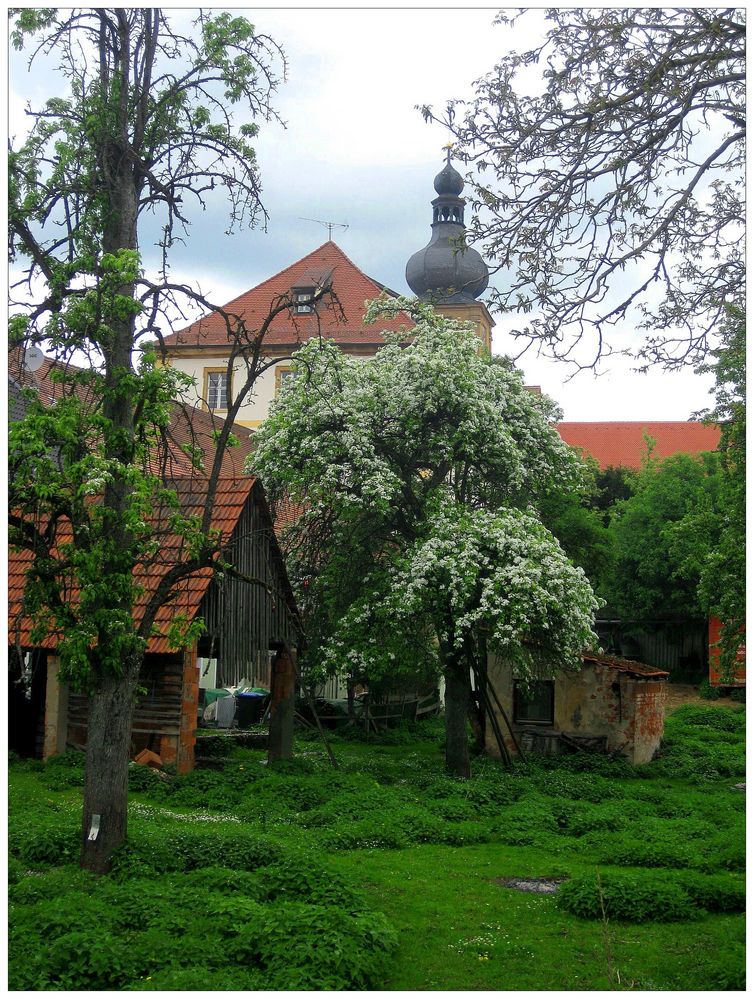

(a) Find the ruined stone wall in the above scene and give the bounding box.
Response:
[486,654,666,764]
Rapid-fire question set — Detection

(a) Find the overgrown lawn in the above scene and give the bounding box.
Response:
[8,704,745,990]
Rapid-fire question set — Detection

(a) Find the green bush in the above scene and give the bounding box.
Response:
[7,855,25,886]
[10,821,80,866]
[234,901,397,990]
[110,824,282,878]
[669,704,745,733]
[676,871,745,913]
[10,866,95,905]
[39,750,86,789]
[321,818,409,850]
[697,678,721,700]
[556,871,699,922]
[128,763,169,794]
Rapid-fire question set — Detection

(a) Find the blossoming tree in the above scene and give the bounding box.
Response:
[251,300,600,776]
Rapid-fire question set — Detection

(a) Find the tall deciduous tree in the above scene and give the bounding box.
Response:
[603,450,723,622]
[251,300,599,777]
[421,8,745,371]
[692,307,745,678]
[8,8,304,872]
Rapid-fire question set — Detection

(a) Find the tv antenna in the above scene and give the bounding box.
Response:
[299,218,349,240]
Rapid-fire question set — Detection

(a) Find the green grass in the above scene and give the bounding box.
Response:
[8,705,746,990]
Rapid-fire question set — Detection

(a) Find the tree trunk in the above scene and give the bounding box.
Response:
[81,654,141,873]
[267,644,296,763]
[443,648,471,778]
[469,637,488,753]
[346,677,356,721]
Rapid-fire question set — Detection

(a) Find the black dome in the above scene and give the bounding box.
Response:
[405,154,489,305]
[433,160,464,197]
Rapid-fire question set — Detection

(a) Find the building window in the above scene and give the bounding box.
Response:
[513,680,554,725]
[204,368,230,411]
[275,365,296,398]
[292,287,316,314]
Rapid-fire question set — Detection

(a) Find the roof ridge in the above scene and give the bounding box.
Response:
[171,241,358,338]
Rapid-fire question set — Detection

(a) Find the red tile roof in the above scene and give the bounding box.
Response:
[556,421,721,470]
[9,476,258,654]
[159,241,414,349]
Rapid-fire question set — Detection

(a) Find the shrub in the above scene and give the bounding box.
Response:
[234,902,397,990]
[697,678,721,700]
[556,871,699,923]
[10,821,80,866]
[128,763,169,794]
[34,928,157,989]
[38,751,86,790]
[110,824,282,878]
[7,855,25,886]
[669,704,745,733]
[676,871,745,913]
[258,851,366,907]
[10,866,96,905]
[322,818,409,850]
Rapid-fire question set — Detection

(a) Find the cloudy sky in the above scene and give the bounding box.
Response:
[9,6,716,421]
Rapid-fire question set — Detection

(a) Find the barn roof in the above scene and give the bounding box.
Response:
[9,353,296,655]
[159,241,414,349]
[556,421,721,470]
[8,475,272,654]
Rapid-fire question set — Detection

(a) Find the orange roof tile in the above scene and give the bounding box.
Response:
[160,241,414,349]
[556,421,721,470]
[583,652,669,679]
[9,476,258,654]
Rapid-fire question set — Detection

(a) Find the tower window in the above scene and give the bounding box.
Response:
[204,368,230,411]
[292,287,316,314]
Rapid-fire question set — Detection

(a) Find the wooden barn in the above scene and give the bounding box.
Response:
[9,359,299,772]
[9,471,300,773]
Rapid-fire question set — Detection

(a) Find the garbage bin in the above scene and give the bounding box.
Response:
[235,691,269,727]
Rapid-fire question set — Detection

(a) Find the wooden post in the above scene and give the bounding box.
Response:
[177,642,199,774]
[43,654,69,759]
[267,643,296,763]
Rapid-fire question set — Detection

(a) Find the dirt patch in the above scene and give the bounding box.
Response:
[493,876,568,894]
[664,682,742,715]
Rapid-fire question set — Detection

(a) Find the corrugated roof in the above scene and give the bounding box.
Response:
[583,652,670,679]
[159,241,414,349]
[556,421,720,470]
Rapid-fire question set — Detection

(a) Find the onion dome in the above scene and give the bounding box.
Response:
[406,151,489,305]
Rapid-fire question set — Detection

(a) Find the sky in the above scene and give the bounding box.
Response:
[8,6,717,421]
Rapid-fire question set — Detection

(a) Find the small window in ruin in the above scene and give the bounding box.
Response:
[513,680,554,725]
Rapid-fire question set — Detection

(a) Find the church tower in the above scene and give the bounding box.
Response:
[405,152,493,350]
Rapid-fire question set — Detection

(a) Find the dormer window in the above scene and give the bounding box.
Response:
[292,286,316,314]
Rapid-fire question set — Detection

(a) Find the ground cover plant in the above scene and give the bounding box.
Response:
[8,704,745,990]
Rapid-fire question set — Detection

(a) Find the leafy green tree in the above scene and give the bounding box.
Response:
[604,451,722,622]
[8,8,295,872]
[421,8,745,370]
[692,307,745,678]
[251,300,599,777]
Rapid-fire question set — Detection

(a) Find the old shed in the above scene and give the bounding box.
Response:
[486,652,669,765]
